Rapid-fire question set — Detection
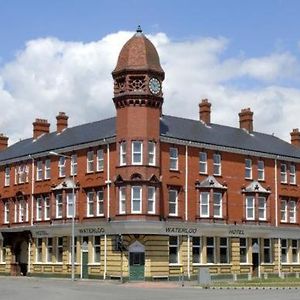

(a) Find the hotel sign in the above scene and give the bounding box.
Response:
[165,227,198,235]
[78,227,105,235]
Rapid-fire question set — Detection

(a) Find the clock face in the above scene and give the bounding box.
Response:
[149,78,161,95]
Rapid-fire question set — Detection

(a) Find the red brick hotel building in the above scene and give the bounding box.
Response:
[0,27,300,281]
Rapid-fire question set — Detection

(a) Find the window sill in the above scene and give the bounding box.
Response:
[169,263,182,267]
[88,263,101,266]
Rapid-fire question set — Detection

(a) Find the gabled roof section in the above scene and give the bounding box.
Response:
[0,117,116,163]
[52,177,77,190]
[160,115,300,159]
[195,175,227,190]
[242,181,271,194]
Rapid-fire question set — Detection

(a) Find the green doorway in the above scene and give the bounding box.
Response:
[129,240,145,281]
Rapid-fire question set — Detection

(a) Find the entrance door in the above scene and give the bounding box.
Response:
[81,240,89,279]
[129,252,145,281]
[252,238,260,277]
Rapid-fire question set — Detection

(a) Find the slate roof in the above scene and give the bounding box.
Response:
[1,114,300,163]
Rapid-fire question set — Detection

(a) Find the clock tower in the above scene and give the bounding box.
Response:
[112,26,165,218]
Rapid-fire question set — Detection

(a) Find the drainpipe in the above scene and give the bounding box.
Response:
[275,157,278,227]
[105,142,111,220]
[185,144,188,221]
[104,142,111,280]
[274,157,281,276]
[187,235,190,280]
[28,155,35,274]
[104,234,107,280]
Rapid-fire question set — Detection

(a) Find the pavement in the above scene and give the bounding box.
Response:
[0,276,300,300]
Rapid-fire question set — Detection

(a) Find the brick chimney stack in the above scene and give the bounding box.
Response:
[239,108,253,132]
[0,133,8,150]
[56,112,68,133]
[290,128,300,148]
[199,99,211,124]
[33,118,50,139]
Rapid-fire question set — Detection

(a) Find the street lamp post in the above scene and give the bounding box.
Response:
[49,151,76,281]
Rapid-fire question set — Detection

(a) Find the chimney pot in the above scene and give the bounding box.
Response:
[199,99,211,124]
[56,112,69,133]
[33,118,50,139]
[290,128,300,148]
[239,108,253,132]
[0,133,9,150]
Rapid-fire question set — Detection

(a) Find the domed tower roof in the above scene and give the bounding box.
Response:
[112,26,164,76]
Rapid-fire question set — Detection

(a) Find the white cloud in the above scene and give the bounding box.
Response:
[0,31,299,145]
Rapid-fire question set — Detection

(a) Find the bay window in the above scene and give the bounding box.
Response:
[147,186,155,214]
[131,186,142,213]
[132,141,143,165]
[200,192,209,217]
[148,141,156,166]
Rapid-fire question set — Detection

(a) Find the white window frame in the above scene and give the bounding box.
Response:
[290,164,296,184]
[280,199,288,223]
[213,153,221,176]
[219,237,228,264]
[56,237,63,263]
[148,141,156,166]
[44,196,50,220]
[281,239,288,263]
[93,236,101,263]
[96,190,104,216]
[240,238,248,263]
[36,238,43,263]
[169,147,178,170]
[70,154,77,176]
[36,161,43,181]
[46,237,53,263]
[206,237,215,264]
[147,186,155,214]
[18,199,28,223]
[258,196,267,221]
[168,189,178,216]
[258,160,265,181]
[58,156,66,177]
[246,196,255,220]
[119,187,126,214]
[245,158,252,179]
[87,191,94,217]
[131,186,142,214]
[289,200,296,223]
[200,192,209,217]
[120,142,127,166]
[4,167,10,186]
[36,197,43,221]
[213,192,222,218]
[44,159,51,180]
[192,236,201,264]
[67,193,75,218]
[169,236,179,265]
[55,194,63,218]
[4,202,9,224]
[280,163,287,183]
[199,152,207,174]
[132,141,143,165]
[87,151,94,173]
[263,238,272,263]
[291,240,299,263]
[96,149,104,171]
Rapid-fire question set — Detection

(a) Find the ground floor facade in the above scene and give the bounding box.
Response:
[1,222,300,281]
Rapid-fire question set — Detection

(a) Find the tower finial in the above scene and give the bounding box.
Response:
[136,25,142,33]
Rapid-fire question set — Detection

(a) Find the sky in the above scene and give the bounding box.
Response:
[0,0,300,144]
